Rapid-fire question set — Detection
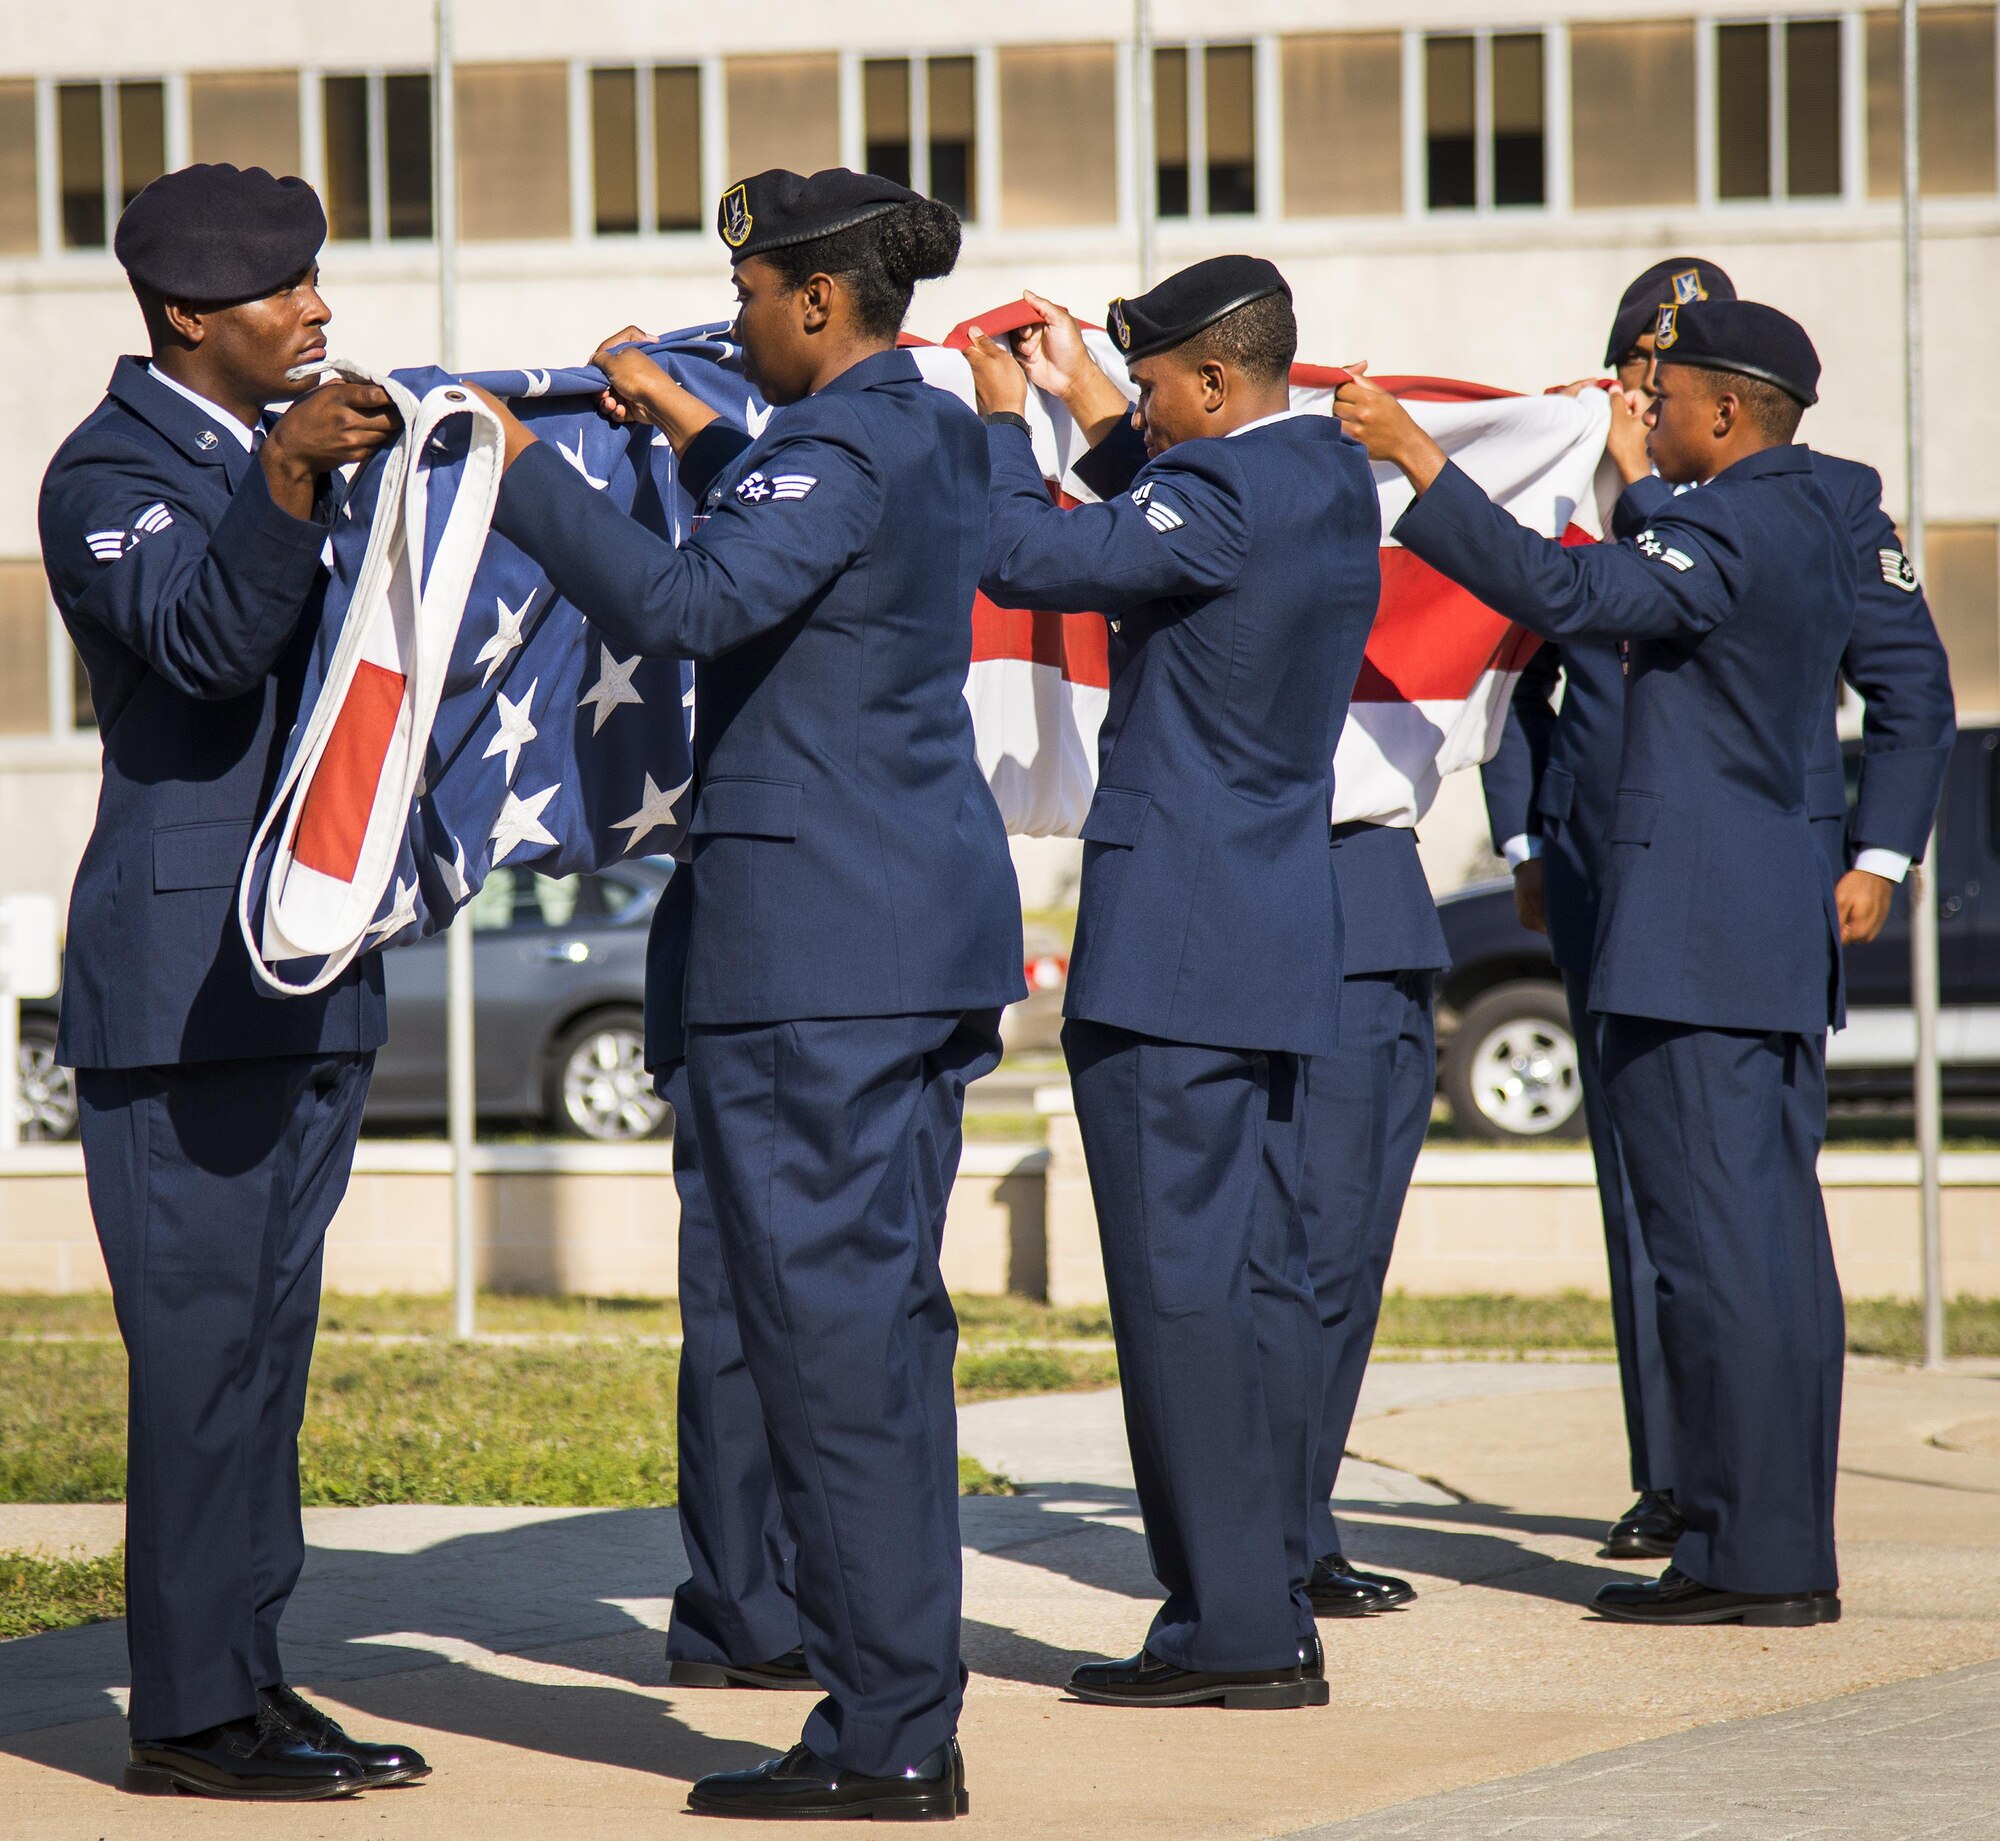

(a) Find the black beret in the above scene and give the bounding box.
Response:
[1603,257,1735,367]
[1652,298,1821,407]
[717,167,916,259]
[114,163,325,304]
[1107,255,1290,363]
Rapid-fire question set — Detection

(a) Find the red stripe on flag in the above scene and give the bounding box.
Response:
[970,596,1110,689]
[292,659,406,882]
[1353,522,1590,701]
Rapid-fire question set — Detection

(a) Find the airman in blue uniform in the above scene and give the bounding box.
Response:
[1341,300,1860,1624]
[965,257,1378,1705]
[471,168,1022,1821]
[1483,260,1952,1567]
[38,163,424,1799]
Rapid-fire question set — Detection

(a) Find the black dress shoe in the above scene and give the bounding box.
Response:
[260,1684,431,1785]
[1068,1647,1330,1709]
[686,1738,966,1820]
[1299,1631,1325,1680]
[124,1707,366,1800]
[1603,1489,1686,1559]
[1594,1565,1841,1627]
[1308,1554,1416,1616]
[668,1646,821,1692]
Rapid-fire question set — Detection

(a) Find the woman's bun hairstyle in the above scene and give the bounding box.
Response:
[765,196,962,337]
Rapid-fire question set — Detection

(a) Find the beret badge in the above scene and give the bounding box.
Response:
[1654,304,1679,349]
[1110,300,1132,351]
[721,184,754,250]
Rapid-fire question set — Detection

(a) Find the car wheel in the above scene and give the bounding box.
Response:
[1442,980,1586,1141]
[15,1016,79,1142]
[545,1010,670,1142]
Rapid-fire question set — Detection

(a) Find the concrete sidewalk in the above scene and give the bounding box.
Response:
[2,1358,1997,1836]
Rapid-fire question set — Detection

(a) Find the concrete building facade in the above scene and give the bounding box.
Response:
[1,0,1995,916]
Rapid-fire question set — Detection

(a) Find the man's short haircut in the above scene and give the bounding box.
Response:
[1690,365,1807,442]
[1178,292,1298,385]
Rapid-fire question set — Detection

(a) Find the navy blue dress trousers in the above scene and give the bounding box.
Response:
[982,408,1379,1668]
[494,346,1022,1776]
[39,359,386,1739]
[1302,824,1447,1566]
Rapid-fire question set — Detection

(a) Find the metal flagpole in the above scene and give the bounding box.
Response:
[1899,0,1945,1369]
[1134,0,1156,289]
[436,0,477,1343]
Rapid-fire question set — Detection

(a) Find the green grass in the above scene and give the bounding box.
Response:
[954,1345,1119,1402]
[0,1546,124,1642]
[956,1455,1017,1496]
[1373,1290,1617,1350]
[1844,1296,2000,1360]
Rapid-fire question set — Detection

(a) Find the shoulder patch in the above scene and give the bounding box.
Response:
[1879,547,1919,593]
[84,500,174,564]
[1636,530,1695,573]
[734,469,818,505]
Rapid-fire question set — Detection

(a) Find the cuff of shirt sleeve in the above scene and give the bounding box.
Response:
[1852,847,1912,883]
[678,421,754,503]
[1502,834,1543,869]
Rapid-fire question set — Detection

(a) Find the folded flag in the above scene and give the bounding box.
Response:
[241,313,1606,992]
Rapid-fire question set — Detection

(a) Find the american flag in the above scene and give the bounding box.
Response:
[240,313,1607,991]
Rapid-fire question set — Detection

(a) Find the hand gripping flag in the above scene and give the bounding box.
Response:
[239,331,755,993]
[242,314,1606,992]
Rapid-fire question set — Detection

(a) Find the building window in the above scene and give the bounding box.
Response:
[1426,37,1476,209]
[0,81,36,253]
[1205,44,1257,215]
[322,73,433,241]
[0,564,49,737]
[1155,46,1189,216]
[57,79,165,250]
[861,56,978,222]
[1492,35,1545,206]
[999,44,1118,227]
[726,56,839,186]
[927,56,977,221]
[1426,34,1544,211]
[458,64,569,240]
[1867,7,1998,197]
[189,72,302,175]
[1716,19,1844,201]
[1281,34,1401,217]
[1928,526,2000,713]
[865,58,913,186]
[592,67,640,234]
[655,67,702,231]
[1570,23,1697,208]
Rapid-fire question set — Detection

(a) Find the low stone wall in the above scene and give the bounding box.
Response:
[4,1134,1996,1303]
[0,1141,1050,1300]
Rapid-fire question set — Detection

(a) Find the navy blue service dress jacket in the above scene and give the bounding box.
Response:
[1401,446,1856,1036]
[1485,453,1954,977]
[38,358,386,1069]
[981,414,1380,1059]
[494,347,1024,1027]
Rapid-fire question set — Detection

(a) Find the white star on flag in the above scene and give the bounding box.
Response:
[491,783,562,865]
[483,678,539,782]
[578,645,644,734]
[611,772,691,854]
[433,839,470,906]
[476,592,532,686]
[367,877,418,942]
[556,429,609,489]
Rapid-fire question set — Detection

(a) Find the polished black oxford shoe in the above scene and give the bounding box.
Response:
[1308,1554,1416,1616]
[1068,1646,1330,1709]
[1604,1489,1686,1559]
[260,1684,430,1786]
[686,1738,966,1820]
[124,1706,366,1799]
[668,1646,821,1692]
[1593,1565,1841,1627]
